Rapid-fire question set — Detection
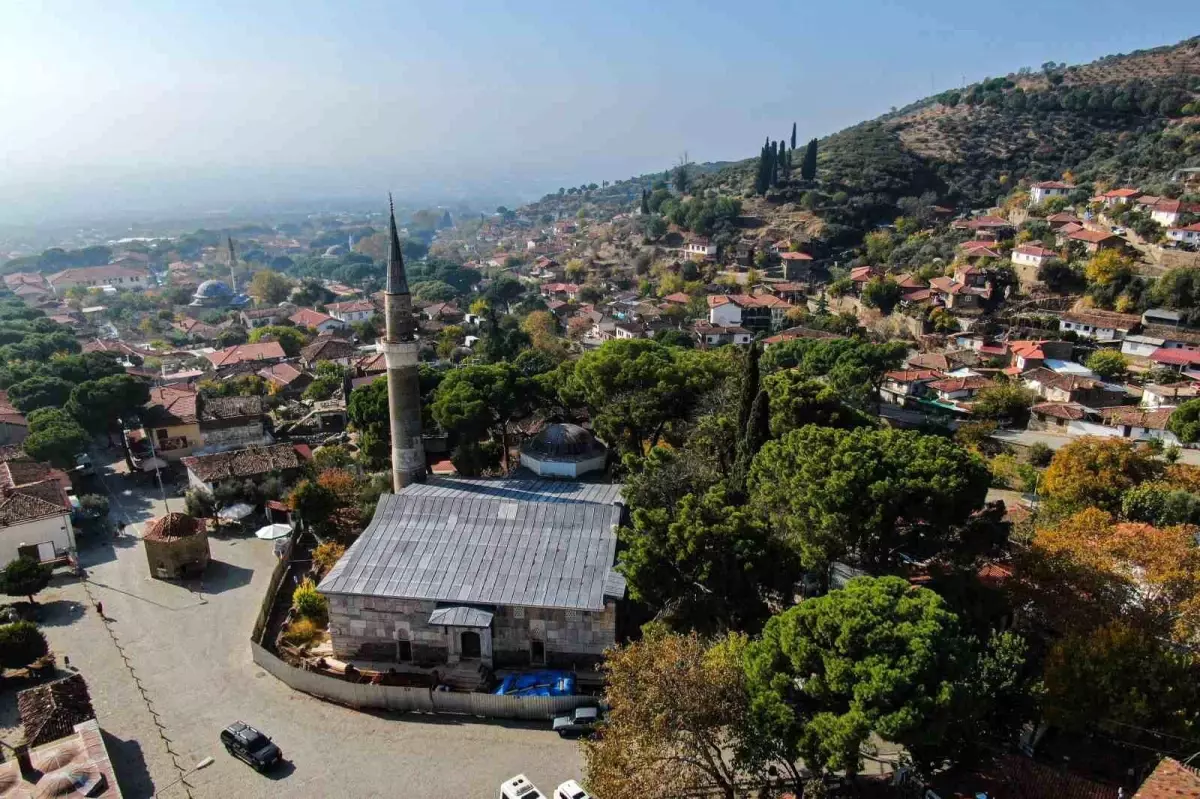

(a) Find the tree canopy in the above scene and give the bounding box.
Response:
[749,426,989,571]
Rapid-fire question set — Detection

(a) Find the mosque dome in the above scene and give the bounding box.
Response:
[193,280,232,299]
[520,423,607,478]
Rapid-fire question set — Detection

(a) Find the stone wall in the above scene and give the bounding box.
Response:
[325,594,616,669]
[144,531,210,579]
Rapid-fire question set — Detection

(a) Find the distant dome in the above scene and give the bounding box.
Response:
[520,424,607,479]
[194,279,232,298]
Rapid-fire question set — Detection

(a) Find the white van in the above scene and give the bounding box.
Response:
[555,780,592,799]
[499,774,544,799]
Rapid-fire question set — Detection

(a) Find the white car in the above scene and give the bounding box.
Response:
[555,781,592,799]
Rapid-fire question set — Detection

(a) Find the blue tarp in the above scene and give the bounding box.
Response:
[493,670,575,697]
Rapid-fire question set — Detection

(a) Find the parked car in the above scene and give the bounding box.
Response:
[554,780,593,799]
[220,721,282,772]
[551,706,604,739]
[499,774,544,799]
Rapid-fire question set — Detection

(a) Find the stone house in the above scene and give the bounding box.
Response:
[198,395,270,453]
[239,307,286,329]
[319,479,626,671]
[0,454,75,565]
[1058,309,1140,342]
[1020,367,1125,407]
[182,442,309,494]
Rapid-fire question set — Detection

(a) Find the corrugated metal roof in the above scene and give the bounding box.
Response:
[428,605,494,627]
[401,477,625,506]
[318,480,625,612]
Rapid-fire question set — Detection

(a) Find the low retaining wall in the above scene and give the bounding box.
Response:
[250,642,593,720]
[251,530,296,644]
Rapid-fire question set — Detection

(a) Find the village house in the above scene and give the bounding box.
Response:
[172,317,223,342]
[880,369,941,407]
[929,275,987,311]
[952,215,1014,241]
[1168,222,1200,246]
[133,385,203,462]
[779,251,813,280]
[1140,324,1200,351]
[847,265,879,294]
[1055,222,1085,244]
[1029,180,1075,205]
[289,307,345,334]
[326,299,378,325]
[958,240,1003,262]
[1020,367,1124,407]
[182,442,309,494]
[612,321,645,340]
[204,341,287,370]
[762,325,841,347]
[0,451,74,566]
[1,675,124,798]
[421,302,464,323]
[1068,228,1125,254]
[1099,406,1179,445]
[1058,309,1140,342]
[257,362,313,397]
[300,334,359,368]
[1145,198,1200,228]
[1097,187,1141,207]
[0,391,28,446]
[1045,212,1082,230]
[318,478,626,673]
[1141,382,1200,410]
[926,375,995,405]
[694,321,752,348]
[1148,347,1200,379]
[540,282,580,301]
[1028,401,1088,433]
[707,294,792,333]
[1011,244,1056,286]
[683,236,717,260]
[905,349,981,373]
[239,307,286,328]
[1006,340,1074,374]
[46,264,149,294]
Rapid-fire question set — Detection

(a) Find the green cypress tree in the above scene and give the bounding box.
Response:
[801,138,818,181]
[640,188,650,215]
[736,341,761,435]
[791,122,797,150]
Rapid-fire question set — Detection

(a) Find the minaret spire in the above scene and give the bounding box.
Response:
[382,193,425,489]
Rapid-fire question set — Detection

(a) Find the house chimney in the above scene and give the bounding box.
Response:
[14,743,39,783]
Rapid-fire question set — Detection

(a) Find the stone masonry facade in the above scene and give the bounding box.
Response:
[326,594,616,670]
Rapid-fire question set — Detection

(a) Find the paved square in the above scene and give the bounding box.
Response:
[32,475,584,798]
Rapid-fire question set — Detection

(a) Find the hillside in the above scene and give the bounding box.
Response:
[683,37,1200,243]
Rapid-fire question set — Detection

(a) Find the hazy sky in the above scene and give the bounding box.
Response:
[1,1,1196,224]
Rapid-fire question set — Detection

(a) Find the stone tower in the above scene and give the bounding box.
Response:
[382,196,426,489]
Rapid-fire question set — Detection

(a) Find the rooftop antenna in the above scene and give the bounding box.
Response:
[227,236,237,294]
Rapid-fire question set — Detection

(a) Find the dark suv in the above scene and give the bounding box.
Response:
[220,721,282,772]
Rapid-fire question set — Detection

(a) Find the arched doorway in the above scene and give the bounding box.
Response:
[460,630,482,659]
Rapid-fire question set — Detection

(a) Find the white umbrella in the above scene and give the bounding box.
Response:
[217,502,254,521]
[254,523,292,540]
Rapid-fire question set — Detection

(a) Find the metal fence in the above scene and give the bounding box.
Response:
[250,642,593,720]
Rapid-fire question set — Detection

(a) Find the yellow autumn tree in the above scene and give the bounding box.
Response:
[1084,249,1133,286]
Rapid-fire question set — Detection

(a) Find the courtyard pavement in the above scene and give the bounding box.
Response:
[21,464,584,798]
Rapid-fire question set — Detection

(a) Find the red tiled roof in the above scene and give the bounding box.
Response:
[1171,222,1200,233]
[1134,758,1200,799]
[1101,406,1173,430]
[1032,401,1087,420]
[779,251,813,261]
[258,362,307,387]
[1151,348,1200,367]
[1103,187,1141,199]
[1047,212,1082,224]
[182,443,307,483]
[1010,340,1048,360]
[205,341,286,368]
[928,375,994,393]
[662,292,691,305]
[1015,244,1057,257]
[1033,180,1075,189]
[289,308,338,329]
[762,326,841,345]
[17,674,95,748]
[143,512,204,542]
[146,385,199,425]
[0,479,70,528]
[849,266,877,282]
[327,299,377,314]
[1069,229,1121,244]
[46,264,148,286]
[885,369,941,382]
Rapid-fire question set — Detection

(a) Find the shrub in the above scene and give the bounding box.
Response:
[1027,442,1054,467]
[292,578,327,621]
[0,621,49,668]
[311,541,346,577]
[282,618,321,646]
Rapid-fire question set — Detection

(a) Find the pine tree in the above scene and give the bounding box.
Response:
[801,138,818,181]
[791,122,797,150]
